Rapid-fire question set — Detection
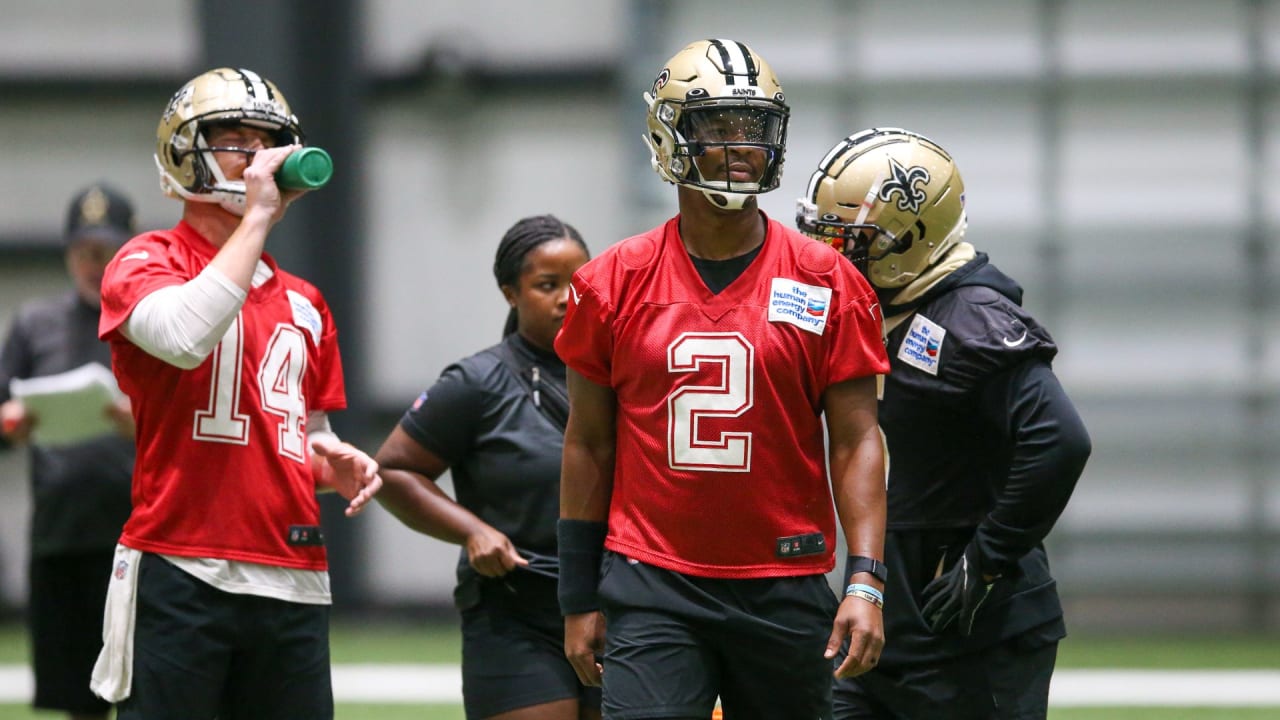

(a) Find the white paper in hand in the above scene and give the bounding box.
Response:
[9,362,123,446]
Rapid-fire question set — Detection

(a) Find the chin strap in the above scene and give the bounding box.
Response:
[699,188,753,210]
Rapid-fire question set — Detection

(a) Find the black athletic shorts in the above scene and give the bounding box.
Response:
[460,571,601,719]
[833,632,1058,719]
[29,550,115,714]
[598,551,839,720]
[115,553,333,720]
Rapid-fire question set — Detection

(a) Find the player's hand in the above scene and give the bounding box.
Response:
[827,593,884,678]
[242,144,306,224]
[311,437,382,517]
[564,610,606,687]
[464,526,529,578]
[920,542,998,636]
[0,399,34,444]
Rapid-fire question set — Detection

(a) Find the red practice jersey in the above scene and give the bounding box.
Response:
[99,221,345,570]
[556,215,889,579]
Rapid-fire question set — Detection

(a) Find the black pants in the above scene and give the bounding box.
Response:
[598,551,838,720]
[29,551,115,714]
[833,634,1058,720]
[116,554,333,720]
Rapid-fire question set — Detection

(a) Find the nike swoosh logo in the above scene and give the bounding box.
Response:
[1002,330,1028,347]
[120,250,149,262]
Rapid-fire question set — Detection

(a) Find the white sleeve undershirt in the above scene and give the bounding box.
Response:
[120,265,247,370]
[120,263,343,450]
[306,411,338,449]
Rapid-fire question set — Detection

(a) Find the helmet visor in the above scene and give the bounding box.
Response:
[680,105,784,146]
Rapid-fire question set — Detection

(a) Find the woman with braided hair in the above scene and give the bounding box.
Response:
[374,214,598,720]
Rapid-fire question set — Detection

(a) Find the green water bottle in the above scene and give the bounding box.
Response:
[276,147,333,190]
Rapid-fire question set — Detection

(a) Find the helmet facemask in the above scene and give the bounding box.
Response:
[796,199,902,276]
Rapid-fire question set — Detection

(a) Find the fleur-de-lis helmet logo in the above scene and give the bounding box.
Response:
[879,157,930,213]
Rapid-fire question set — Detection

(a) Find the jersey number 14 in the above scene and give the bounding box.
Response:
[193,319,309,463]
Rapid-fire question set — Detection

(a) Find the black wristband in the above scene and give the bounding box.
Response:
[845,554,888,584]
[557,519,607,616]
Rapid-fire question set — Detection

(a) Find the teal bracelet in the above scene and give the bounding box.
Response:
[845,583,884,609]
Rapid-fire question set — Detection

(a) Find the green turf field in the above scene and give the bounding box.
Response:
[0,621,1275,719]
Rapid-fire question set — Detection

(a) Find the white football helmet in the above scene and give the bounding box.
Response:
[644,39,789,210]
[796,128,966,289]
[155,68,304,215]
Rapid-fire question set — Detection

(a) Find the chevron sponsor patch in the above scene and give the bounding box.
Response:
[899,314,945,375]
[287,289,322,344]
[768,278,831,335]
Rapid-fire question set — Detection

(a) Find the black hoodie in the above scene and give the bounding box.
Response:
[860,253,1092,664]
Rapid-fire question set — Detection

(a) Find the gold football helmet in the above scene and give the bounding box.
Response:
[644,39,789,210]
[796,128,966,289]
[155,68,304,215]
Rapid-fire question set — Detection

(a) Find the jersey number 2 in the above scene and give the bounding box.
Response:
[667,332,754,472]
[193,320,309,462]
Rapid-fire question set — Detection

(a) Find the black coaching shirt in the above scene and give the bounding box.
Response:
[0,291,134,557]
[398,332,567,603]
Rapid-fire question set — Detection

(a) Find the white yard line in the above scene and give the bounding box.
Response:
[329,663,460,703]
[0,665,1277,706]
[1048,669,1280,707]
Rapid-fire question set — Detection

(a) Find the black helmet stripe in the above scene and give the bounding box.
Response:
[710,38,755,86]
[807,135,860,199]
[237,68,273,100]
[734,41,758,84]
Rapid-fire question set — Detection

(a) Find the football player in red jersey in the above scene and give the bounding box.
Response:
[798,128,1090,719]
[555,39,891,720]
[90,68,381,720]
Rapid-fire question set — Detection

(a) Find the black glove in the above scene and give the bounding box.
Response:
[920,542,998,636]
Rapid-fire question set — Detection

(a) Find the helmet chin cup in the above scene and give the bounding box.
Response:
[214,187,248,217]
[700,188,751,210]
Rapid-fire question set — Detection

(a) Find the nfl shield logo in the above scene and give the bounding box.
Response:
[114,559,129,580]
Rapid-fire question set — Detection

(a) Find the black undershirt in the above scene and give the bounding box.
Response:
[688,243,764,294]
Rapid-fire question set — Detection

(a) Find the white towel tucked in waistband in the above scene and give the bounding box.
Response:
[90,544,141,702]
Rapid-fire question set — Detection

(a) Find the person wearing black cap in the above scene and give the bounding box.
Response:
[0,182,138,720]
